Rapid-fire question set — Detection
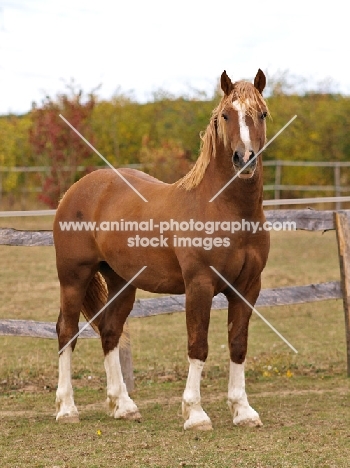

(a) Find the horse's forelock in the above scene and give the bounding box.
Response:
[231,81,269,124]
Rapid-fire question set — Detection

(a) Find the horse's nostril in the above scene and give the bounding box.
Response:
[233,152,240,165]
[232,151,255,166]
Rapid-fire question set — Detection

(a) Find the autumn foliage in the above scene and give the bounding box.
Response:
[29,87,96,207]
[139,136,192,183]
[1,72,350,208]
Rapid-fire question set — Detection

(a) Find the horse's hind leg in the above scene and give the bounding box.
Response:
[56,263,96,423]
[99,264,141,421]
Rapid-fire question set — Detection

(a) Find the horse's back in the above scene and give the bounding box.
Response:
[53,168,178,264]
[56,168,171,216]
[118,168,169,185]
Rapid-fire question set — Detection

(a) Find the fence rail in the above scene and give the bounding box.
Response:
[1,209,350,379]
[2,198,350,218]
[263,160,350,210]
[1,161,350,209]
[0,210,341,241]
[0,281,342,339]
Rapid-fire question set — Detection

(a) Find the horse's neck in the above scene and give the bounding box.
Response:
[201,150,264,217]
[233,174,264,218]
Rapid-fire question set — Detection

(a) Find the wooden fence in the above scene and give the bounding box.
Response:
[1,162,350,209]
[1,209,350,387]
[263,161,350,209]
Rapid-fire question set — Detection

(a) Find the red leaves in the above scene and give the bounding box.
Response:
[29,89,96,208]
[139,138,192,183]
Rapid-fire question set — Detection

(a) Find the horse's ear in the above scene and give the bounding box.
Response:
[254,69,266,94]
[221,70,234,96]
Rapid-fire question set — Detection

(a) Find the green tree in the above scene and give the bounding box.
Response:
[91,91,149,166]
[0,115,32,202]
[264,71,350,196]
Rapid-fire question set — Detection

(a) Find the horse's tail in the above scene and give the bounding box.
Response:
[81,272,129,347]
[81,272,107,335]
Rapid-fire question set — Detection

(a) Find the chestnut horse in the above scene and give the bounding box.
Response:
[54,69,270,430]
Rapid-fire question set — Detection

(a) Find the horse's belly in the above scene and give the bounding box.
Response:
[100,241,185,294]
[132,268,185,294]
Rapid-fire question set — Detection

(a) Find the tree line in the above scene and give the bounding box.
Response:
[0,75,349,207]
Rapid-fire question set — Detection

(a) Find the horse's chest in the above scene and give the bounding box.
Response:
[224,231,270,277]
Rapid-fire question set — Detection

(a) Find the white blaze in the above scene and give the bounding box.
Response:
[232,100,251,162]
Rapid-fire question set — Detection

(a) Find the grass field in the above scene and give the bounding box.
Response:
[0,216,349,467]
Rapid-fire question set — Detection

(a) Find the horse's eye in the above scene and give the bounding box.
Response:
[261,112,267,120]
[222,113,228,121]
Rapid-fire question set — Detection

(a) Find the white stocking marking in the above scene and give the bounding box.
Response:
[56,347,79,420]
[227,361,262,426]
[104,346,139,419]
[182,358,212,430]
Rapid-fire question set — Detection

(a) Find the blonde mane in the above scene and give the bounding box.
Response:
[177,113,217,190]
[177,81,268,191]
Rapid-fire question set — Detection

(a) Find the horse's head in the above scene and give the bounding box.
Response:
[218,69,268,179]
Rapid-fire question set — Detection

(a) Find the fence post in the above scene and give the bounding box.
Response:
[272,161,282,210]
[334,211,350,377]
[274,161,282,204]
[334,164,341,211]
[119,321,135,392]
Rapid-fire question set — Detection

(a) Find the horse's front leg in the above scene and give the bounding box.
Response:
[182,280,213,431]
[226,285,263,427]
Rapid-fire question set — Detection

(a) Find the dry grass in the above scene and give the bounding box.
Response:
[1,219,350,467]
[1,380,349,468]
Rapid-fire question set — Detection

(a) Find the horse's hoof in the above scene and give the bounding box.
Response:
[234,417,263,428]
[230,402,263,428]
[184,420,213,431]
[190,422,213,431]
[120,410,142,422]
[56,414,80,423]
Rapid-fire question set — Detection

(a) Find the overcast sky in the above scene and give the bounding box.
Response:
[0,0,349,115]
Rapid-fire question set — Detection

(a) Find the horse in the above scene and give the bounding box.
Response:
[53,69,270,430]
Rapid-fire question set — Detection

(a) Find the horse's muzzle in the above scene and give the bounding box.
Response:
[232,151,257,178]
